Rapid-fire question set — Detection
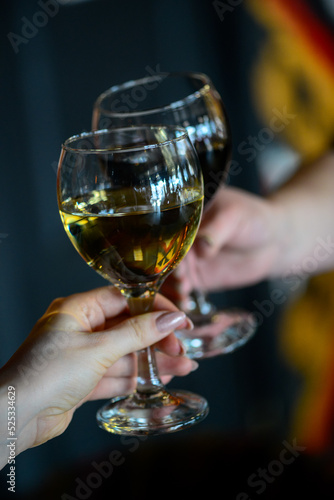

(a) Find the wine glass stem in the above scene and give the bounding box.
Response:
[189,289,216,316]
[137,346,164,395]
[184,253,215,316]
[127,292,164,396]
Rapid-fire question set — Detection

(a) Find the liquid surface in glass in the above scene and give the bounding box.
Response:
[60,187,203,289]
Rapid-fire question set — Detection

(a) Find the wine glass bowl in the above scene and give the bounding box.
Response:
[92,72,231,205]
[57,125,209,435]
[92,72,256,359]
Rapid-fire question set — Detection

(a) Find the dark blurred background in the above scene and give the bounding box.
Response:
[1,0,334,498]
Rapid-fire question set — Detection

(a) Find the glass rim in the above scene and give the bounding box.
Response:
[61,125,190,154]
[94,71,213,118]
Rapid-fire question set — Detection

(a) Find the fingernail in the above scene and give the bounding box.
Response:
[191,360,199,371]
[156,312,190,334]
[198,234,214,246]
[196,235,214,255]
[178,339,187,356]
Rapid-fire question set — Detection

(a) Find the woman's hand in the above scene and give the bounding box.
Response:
[162,186,281,305]
[191,186,281,290]
[0,286,196,466]
[164,153,334,302]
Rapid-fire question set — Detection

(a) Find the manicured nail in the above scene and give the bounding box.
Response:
[156,312,190,334]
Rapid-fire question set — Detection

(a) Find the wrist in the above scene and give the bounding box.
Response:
[267,153,334,279]
[266,194,296,279]
[0,365,38,468]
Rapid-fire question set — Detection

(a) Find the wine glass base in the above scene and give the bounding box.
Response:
[96,389,209,436]
[176,309,256,359]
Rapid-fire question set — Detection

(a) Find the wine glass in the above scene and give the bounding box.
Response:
[56,125,209,435]
[92,72,256,359]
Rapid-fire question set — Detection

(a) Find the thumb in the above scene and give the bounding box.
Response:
[195,203,238,258]
[98,310,191,362]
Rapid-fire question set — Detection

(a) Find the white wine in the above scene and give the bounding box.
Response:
[60,187,203,289]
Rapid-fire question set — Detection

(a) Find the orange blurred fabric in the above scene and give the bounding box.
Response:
[247,0,334,454]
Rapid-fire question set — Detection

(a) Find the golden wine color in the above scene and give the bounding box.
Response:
[60,188,203,289]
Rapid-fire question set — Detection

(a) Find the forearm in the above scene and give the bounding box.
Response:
[0,383,11,470]
[0,367,36,471]
[268,150,334,278]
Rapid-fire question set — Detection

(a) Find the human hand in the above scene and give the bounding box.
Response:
[192,186,281,289]
[167,153,334,302]
[162,186,281,302]
[0,287,196,463]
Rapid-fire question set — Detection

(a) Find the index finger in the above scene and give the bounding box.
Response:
[45,287,180,333]
[45,286,128,331]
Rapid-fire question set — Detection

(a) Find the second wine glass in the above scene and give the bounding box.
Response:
[92,72,256,359]
[57,125,208,435]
